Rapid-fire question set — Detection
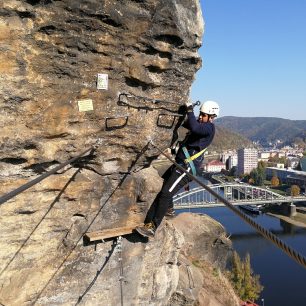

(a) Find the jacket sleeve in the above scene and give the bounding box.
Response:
[186,112,213,135]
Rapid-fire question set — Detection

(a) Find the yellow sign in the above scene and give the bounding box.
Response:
[78,99,94,112]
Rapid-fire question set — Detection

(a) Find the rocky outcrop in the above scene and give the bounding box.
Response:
[0,1,239,305]
[0,203,239,305]
[171,213,240,306]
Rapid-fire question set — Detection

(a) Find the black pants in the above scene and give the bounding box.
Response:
[144,164,191,228]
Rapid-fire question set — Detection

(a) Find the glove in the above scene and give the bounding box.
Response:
[185,99,193,112]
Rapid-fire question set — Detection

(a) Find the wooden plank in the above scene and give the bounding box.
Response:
[84,224,143,242]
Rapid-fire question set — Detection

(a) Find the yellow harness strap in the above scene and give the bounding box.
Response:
[184,147,207,164]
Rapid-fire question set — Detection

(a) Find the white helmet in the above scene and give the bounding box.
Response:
[200,100,220,117]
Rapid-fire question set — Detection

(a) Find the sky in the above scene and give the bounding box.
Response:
[191,0,306,120]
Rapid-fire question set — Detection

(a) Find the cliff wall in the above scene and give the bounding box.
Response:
[0,1,239,305]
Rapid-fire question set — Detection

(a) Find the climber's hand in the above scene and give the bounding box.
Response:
[185,99,193,112]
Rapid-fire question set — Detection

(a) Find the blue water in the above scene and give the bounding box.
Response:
[178,206,306,306]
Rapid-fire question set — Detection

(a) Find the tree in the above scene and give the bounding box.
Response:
[257,161,266,185]
[229,166,237,177]
[291,185,300,196]
[250,169,258,185]
[271,176,280,187]
[229,252,263,302]
[250,162,266,186]
[269,156,286,164]
[242,254,263,302]
[230,251,244,297]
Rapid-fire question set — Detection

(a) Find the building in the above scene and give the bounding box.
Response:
[258,151,271,161]
[203,160,225,173]
[228,154,238,169]
[237,148,258,176]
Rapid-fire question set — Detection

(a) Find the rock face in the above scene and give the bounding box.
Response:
[171,213,240,306]
[0,1,238,305]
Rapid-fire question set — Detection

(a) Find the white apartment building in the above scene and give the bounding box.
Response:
[237,148,258,175]
[228,154,238,169]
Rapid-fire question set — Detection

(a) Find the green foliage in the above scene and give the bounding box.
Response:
[293,136,306,149]
[230,252,244,296]
[229,251,263,302]
[250,162,266,186]
[215,116,306,147]
[268,156,286,164]
[210,126,253,152]
[229,166,237,177]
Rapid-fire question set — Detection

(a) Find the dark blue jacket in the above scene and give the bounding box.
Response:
[175,111,215,169]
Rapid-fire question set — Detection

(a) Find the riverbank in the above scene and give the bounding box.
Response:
[266,210,306,229]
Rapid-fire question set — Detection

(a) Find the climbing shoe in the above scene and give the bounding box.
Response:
[165,207,176,218]
[135,222,156,238]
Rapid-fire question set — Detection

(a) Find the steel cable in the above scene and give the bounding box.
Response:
[0,147,94,206]
[30,142,151,304]
[118,93,199,114]
[150,141,306,269]
[119,92,182,105]
[117,236,124,306]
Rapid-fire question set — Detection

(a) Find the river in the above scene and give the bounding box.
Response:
[177,180,306,306]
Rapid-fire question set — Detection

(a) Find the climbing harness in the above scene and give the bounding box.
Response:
[3,132,306,306]
[150,141,306,270]
[182,146,207,176]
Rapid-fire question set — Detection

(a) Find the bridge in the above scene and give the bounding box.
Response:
[173,183,306,209]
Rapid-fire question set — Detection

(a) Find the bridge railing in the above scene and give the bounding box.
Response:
[173,183,303,208]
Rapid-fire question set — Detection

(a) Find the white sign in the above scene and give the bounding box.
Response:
[97,73,108,90]
[78,99,93,112]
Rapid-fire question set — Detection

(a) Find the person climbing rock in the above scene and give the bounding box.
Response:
[136,100,220,237]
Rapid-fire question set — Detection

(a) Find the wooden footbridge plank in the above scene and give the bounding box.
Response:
[84,224,143,242]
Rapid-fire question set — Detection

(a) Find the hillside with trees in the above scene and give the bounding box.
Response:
[210,126,253,152]
[215,116,306,148]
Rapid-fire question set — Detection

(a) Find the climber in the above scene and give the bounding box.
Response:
[136,100,220,237]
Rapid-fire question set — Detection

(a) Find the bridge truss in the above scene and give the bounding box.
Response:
[173,183,306,209]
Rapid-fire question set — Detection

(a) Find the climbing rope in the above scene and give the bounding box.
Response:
[149,141,306,270]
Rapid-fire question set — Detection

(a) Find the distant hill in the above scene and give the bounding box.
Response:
[215,116,306,147]
[210,126,253,152]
